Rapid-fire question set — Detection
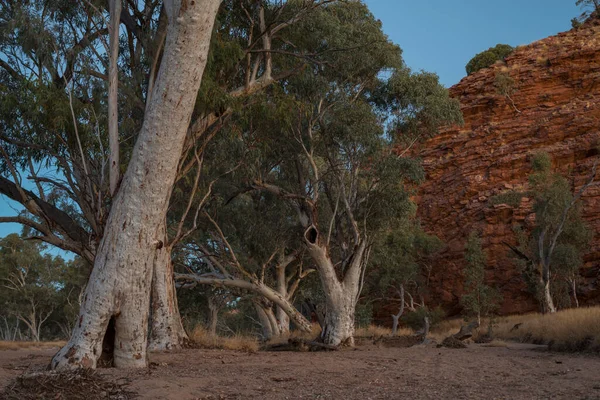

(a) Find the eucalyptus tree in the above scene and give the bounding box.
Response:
[0,234,67,341]
[366,221,443,335]
[460,232,501,326]
[230,2,462,345]
[173,150,315,338]
[0,0,342,364]
[500,153,595,313]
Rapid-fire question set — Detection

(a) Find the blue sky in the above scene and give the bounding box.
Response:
[364,0,581,87]
[0,0,583,240]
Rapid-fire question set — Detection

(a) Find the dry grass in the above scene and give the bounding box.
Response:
[355,325,416,338]
[492,307,600,352]
[0,341,66,351]
[429,307,600,353]
[189,326,259,353]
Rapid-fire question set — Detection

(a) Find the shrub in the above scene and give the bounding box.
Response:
[466,44,514,75]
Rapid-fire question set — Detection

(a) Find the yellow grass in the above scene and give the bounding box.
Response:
[355,325,413,338]
[430,307,600,353]
[492,307,600,352]
[190,326,259,353]
[0,341,66,350]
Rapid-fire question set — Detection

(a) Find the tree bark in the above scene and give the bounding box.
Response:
[51,0,221,370]
[254,303,274,340]
[540,262,556,313]
[542,279,556,313]
[275,264,290,335]
[571,279,579,308]
[305,238,367,346]
[148,241,188,351]
[207,295,219,336]
[391,285,405,336]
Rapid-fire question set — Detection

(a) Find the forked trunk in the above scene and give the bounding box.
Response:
[51,1,221,369]
[305,236,366,346]
[320,289,356,346]
[148,243,188,351]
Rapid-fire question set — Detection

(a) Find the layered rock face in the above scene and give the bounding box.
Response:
[416,21,600,315]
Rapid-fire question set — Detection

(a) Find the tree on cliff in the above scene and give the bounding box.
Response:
[576,0,600,20]
[500,153,595,314]
[465,44,514,75]
[460,232,501,326]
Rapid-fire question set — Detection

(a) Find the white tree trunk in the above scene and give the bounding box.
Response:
[305,238,367,346]
[51,0,221,369]
[254,303,274,340]
[207,295,219,336]
[275,264,290,335]
[540,262,556,314]
[148,243,188,350]
[542,279,557,313]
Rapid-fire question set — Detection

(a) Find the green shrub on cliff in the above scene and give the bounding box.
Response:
[465,44,514,75]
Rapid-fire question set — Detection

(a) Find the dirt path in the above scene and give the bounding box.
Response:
[1,344,599,399]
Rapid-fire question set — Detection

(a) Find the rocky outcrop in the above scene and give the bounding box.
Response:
[416,20,600,315]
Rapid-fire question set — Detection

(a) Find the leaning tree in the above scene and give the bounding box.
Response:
[0,0,345,361]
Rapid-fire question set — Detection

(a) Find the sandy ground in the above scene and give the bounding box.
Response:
[1,343,600,399]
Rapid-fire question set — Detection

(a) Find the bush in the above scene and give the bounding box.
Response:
[402,306,446,331]
[466,44,514,75]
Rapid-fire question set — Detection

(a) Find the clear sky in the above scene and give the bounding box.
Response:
[364,0,581,87]
[0,0,583,239]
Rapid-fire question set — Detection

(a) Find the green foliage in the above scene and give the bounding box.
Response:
[494,71,516,97]
[505,153,593,309]
[465,44,514,75]
[460,232,501,321]
[354,303,373,328]
[0,234,86,340]
[368,220,443,297]
[401,306,445,330]
[490,191,525,207]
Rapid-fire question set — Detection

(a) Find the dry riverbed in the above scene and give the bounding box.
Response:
[1,343,600,399]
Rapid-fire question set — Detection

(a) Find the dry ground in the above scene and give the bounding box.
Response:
[1,342,600,399]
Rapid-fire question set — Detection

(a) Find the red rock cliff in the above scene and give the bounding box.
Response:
[416,21,600,315]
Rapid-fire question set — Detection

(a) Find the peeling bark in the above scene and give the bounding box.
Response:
[51,0,221,369]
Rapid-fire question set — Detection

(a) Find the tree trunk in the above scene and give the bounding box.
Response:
[571,279,579,308]
[254,303,274,340]
[275,264,290,335]
[148,242,188,351]
[51,1,221,369]
[391,285,405,336]
[305,236,366,346]
[542,279,557,313]
[207,295,219,336]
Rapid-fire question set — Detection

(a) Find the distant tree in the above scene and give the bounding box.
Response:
[460,232,501,326]
[367,221,443,335]
[0,234,82,341]
[466,44,514,75]
[575,0,600,22]
[499,153,595,313]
